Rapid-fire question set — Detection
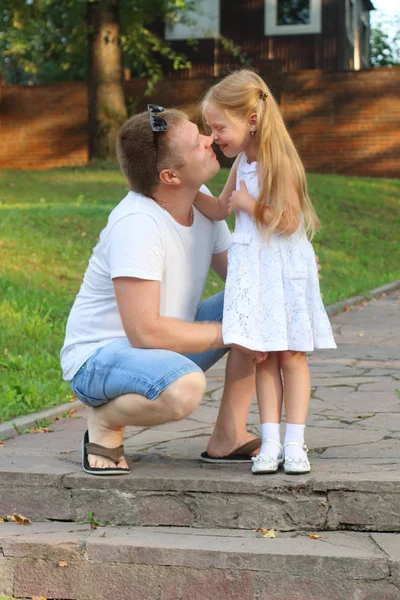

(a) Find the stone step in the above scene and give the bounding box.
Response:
[1,522,399,600]
[1,458,400,532]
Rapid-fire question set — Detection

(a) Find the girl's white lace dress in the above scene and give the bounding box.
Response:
[222,154,336,352]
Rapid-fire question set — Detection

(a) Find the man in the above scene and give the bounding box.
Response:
[61,106,277,475]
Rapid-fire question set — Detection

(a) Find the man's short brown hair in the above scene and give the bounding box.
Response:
[116,108,188,197]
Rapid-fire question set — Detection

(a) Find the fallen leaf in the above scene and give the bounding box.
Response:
[216,377,223,382]
[28,427,51,434]
[6,514,16,522]
[100,531,106,538]
[68,408,78,417]
[13,512,31,525]
[0,516,4,523]
[309,534,322,540]
[60,451,70,455]
[58,560,68,567]
[262,528,276,539]
[358,332,364,337]
[32,596,47,600]
[0,441,4,447]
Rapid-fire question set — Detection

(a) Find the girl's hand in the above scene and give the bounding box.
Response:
[230,343,269,364]
[228,180,257,216]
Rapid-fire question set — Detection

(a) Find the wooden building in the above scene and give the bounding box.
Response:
[163,0,375,77]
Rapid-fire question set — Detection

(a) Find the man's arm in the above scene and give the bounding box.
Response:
[114,277,224,354]
[114,275,268,364]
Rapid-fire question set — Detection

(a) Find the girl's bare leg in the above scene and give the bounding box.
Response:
[279,351,311,462]
[280,351,310,424]
[256,353,283,423]
[256,353,283,458]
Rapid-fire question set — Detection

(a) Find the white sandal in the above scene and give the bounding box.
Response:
[283,441,311,474]
[251,438,283,474]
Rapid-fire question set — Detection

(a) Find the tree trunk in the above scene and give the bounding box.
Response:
[87,1,127,160]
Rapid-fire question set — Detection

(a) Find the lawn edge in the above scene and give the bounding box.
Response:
[325,279,400,316]
[1,279,399,441]
[0,400,81,441]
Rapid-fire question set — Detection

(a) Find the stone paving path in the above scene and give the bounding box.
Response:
[1,289,399,475]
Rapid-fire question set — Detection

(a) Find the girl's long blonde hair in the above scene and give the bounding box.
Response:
[202,69,320,239]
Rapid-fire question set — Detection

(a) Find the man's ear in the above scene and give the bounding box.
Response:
[248,112,257,132]
[159,169,181,186]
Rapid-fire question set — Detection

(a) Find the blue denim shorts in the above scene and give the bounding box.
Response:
[71,291,227,407]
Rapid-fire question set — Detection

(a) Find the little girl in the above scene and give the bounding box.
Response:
[195,69,336,475]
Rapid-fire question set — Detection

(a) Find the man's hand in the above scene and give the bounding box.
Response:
[230,343,268,364]
[228,181,256,216]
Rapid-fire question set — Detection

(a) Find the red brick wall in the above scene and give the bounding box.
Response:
[0,81,88,169]
[282,68,400,178]
[1,68,399,177]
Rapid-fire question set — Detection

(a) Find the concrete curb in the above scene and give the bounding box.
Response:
[326,279,400,317]
[0,400,81,441]
[1,279,399,442]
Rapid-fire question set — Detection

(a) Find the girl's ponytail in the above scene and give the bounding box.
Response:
[255,80,320,239]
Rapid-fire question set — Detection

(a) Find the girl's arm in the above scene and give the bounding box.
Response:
[229,180,300,235]
[229,156,301,235]
[194,153,242,221]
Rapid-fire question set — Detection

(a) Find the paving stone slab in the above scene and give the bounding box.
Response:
[321,438,400,459]
[352,413,400,432]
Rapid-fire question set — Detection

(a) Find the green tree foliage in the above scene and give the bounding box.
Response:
[370,22,400,67]
[0,0,195,85]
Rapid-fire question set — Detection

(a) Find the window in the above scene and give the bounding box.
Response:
[165,0,220,41]
[265,0,322,36]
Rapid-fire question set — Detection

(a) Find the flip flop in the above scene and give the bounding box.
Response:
[200,438,262,464]
[82,430,130,476]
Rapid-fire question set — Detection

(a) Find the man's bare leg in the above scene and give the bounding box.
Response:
[87,371,206,469]
[206,349,258,457]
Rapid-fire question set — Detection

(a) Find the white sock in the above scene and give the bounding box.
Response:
[260,422,281,458]
[284,423,307,460]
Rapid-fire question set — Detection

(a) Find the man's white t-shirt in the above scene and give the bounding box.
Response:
[60,187,231,381]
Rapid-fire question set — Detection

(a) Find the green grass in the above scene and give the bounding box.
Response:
[0,164,399,422]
